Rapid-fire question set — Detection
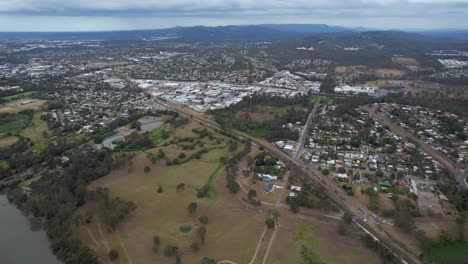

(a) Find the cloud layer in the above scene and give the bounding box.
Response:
[0,0,467,31]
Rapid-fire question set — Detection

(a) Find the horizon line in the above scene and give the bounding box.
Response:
[0,23,466,34]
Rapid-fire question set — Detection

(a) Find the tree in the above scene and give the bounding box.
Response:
[188,202,198,214]
[191,242,200,252]
[153,235,160,245]
[164,245,179,257]
[152,235,161,253]
[265,218,275,229]
[456,213,466,241]
[376,170,384,177]
[197,226,207,244]
[338,220,348,236]
[179,152,186,159]
[343,212,353,224]
[176,183,185,192]
[201,257,217,264]
[199,216,209,225]
[108,249,119,261]
[144,166,150,173]
[248,189,257,200]
[157,185,164,193]
[226,179,240,193]
[322,169,330,175]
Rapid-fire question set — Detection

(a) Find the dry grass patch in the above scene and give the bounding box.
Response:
[393,57,419,66]
[0,99,47,113]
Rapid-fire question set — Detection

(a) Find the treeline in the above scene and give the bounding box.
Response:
[225,140,251,193]
[8,149,122,264]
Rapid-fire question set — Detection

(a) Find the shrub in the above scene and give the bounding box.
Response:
[108,249,119,261]
[157,185,164,193]
[164,245,178,257]
[199,216,209,225]
[265,218,275,229]
[191,242,200,252]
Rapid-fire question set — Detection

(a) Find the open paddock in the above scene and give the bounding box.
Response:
[0,99,47,113]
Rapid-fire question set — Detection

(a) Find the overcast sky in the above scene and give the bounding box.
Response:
[0,0,467,31]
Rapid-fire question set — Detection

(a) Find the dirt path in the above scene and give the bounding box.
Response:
[95,215,110,252]
[82,226,100,250]
[261,223,278,264]
[249,227,268,264]
[116,230,133,264]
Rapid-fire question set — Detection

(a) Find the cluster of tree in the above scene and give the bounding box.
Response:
[88,187,136,231]
[146,149,165,165]
[118,132,153,150]
[164,244,181,263]
[319,74,336,93]
[392,196,419,232]
[170,116,189,128]
[211,95,314,141]
[438,177,468,213]
[0,136,32,161]
[245,189,260,206]
[192,127,213,138]
[330,96,377,117]
[225,140,251,193]
[286,184,335,212]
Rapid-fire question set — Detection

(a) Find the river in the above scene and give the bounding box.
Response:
[0,194,61,264]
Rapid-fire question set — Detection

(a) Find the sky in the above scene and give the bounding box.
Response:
[0,0,467,31]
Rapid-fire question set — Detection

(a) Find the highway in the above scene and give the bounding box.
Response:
[155,98,421,264]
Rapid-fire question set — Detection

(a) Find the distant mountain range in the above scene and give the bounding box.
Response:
[0,24,467,43]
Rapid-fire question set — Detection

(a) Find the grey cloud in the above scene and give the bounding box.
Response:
[0,0,466,31]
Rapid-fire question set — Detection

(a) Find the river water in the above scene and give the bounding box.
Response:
[0,194,61,264]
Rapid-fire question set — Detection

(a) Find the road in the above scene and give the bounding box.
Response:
[364,106,461,173]
[155,98,421,264]
[293,104,319,160]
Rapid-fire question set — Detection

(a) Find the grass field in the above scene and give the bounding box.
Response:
[425,242,468,264]
[0,112,32,138]
[393,57,419,66]
[0,99,50,150]
[76,122,266,264]
[336,65,406,79]
[0,136,18,148]
[0,160,8,169]
[1,91,42,101]
[20,112,50,147]
[0,99,47,114]
[268,217,382,264]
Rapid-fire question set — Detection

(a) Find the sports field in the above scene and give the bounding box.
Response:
[425,242,468,264]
